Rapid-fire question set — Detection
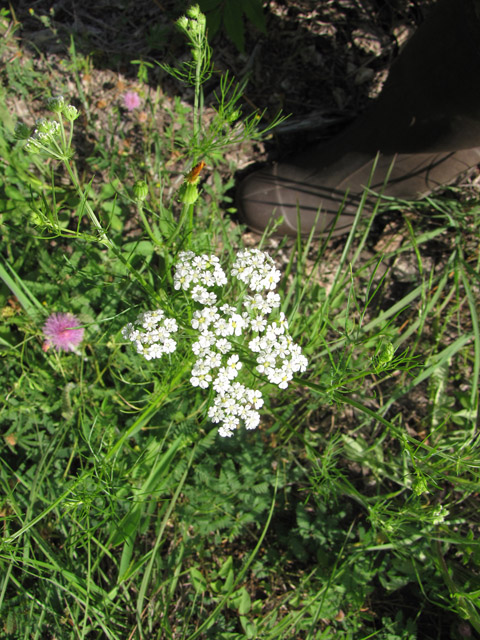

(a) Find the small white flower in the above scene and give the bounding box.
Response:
[208,403,225,423]
[218,423,236,438]
[174,265,193,290]
[200,270,215,288]
[163,338,177,354]
[204,351,222,369]
[215,338,231,354]
[236,403,250,420]
[213,316,233,337]
[245,292,281,314]
[249,316,267,333]
[213,370,232,395]
[271,335,291,359]
[266,292,281,309]
[192,285,217,305]
[190,362,212,388]
[220,304,236,316]
[248,336,261,353]
[222,395,238,415]
[164,318,178,332]
[145,343,165,360]
[247,389,264,409]
[35,118,60,140]
[225,354,242,379]
[229,381,247,399]
[191,307,220,331]
[224,414,240,430]
[122,323,135,339]
[244,410,261,430]
[256,352,277,374]
[192,342,211,358]
[228,313,246,337]
[138,311,157,330]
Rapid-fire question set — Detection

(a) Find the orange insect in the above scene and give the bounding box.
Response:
[185,160,206,184]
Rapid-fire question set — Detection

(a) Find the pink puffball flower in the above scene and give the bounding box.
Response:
[123,91,141,111]
[42,312,84,353]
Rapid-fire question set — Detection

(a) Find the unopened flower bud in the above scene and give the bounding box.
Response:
[186,4,200,19]
[46,95,65,113]
[227,109,240,123]
[25,139,41,154]
[29,210,43,226]
[176,15,189,32]
[35,117,48,133]
[133,180,148,202]
[196,12,206,31]
[179,182,199,205]
[14,122,32,140]
[63,105,79,121]
[188,17,206,39]
[35,118,60,139]
[375,339,394,366]
[412,477,428,496]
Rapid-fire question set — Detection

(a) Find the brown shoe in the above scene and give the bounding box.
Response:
[238,0,480,237]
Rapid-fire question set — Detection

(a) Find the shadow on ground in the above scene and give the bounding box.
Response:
[12,0,435,141]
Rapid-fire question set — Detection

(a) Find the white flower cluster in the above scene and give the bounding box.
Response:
[231,249,282,291]
[176,249,307,437]
[123,249,308,438]
[174,251,227,305]
[23,98,79,154]
[208,382,263,438]
[248,314,307,389]
[25,118,61,153]
[122,309,178,360]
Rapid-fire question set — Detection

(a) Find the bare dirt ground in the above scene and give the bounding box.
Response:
[11,1,437,155]
[10,0,475,238]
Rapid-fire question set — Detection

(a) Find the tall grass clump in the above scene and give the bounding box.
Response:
[0,4,479,639]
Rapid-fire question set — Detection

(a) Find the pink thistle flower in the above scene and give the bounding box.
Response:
[123,91,141,111]
[42,312,84,352]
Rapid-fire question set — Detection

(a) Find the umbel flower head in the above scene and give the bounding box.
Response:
[123,249,308,437]
[122,310,178,360]
[43,312,84,352]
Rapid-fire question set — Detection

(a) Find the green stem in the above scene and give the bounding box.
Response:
[137,202,161,247]
[137,202,174,287]
[63,160,113,248]
[192,45,203,150]
[166,201,194,251]
[58,115,68,151]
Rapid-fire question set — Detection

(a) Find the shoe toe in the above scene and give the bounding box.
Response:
[237,163,359,237]
[237,166,297,236]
